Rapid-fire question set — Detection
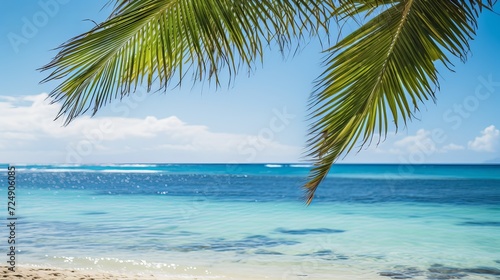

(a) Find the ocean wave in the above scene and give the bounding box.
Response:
[289,164,312,168]
[97,163,158,168]
[20,168,95,173]
[100,169,160,173]
[16,168,160,174]
[265,164,283,168]
[12,163,82,167]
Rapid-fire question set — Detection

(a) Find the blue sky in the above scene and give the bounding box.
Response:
[1,0,499,164]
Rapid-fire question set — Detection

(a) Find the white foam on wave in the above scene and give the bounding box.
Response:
[33,255,225,279]
[123,164,158,167]
[97,163,158,168]
[100,169,160,173]
[17,168,160,174]
[289,164,312,168]
[265,164,283,168]
[21,168,96,173]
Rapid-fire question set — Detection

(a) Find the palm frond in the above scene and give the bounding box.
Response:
[304,0,496,204]
[40,0,332,124]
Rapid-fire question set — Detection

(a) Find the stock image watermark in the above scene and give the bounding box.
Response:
[65,87,150,164]
[394,74,499,175]
[281,235,341,279]
[6,166,17,272]
[183,106,297,221]
[237,106,296,162]
[443,75,500,130]
[7,0,71,54]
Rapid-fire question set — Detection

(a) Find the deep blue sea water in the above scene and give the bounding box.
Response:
[1,164,499,279]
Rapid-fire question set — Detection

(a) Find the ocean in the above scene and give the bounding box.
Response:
[1,164,499,279]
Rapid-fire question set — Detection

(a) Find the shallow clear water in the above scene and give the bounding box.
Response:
[1,164,499,279]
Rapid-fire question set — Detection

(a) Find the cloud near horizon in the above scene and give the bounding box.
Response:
[1,94,497,164]
[350,127,496,163]
[0,93,302,163]
[387,126,499,156]
[392,129,437,155]
[468,125,500,152]
[387,129,462,156]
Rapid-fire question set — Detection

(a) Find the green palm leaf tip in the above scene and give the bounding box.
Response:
[40,0,330,125]
[304,0,496,204]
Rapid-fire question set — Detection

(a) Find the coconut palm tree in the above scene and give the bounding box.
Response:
[41,0,496,203]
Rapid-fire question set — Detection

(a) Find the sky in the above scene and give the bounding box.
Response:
[0,0,499,164]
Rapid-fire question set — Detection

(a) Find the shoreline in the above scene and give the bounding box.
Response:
[1,265,388,280]
[1,266,160,280]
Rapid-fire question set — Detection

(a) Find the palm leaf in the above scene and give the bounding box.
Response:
[40,0,496,204]
[304,0,496,204]
[40,0,332,124]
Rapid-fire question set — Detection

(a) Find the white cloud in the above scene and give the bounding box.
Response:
[389,130,470,156]
[0,93,301,163]
[468,125,500,152]
[392,129,437,155]
[441,143,465,152]
[341,126,500,163]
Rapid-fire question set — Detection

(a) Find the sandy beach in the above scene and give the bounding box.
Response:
[1,266,159,280]
[1,265,387,280]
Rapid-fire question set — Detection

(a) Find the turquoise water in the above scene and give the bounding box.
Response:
[1,164,500,279]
